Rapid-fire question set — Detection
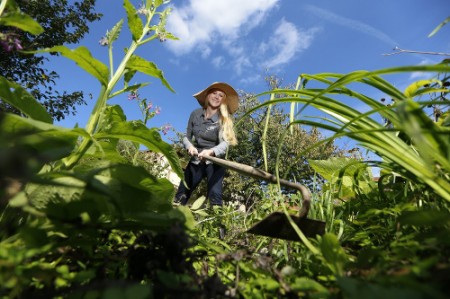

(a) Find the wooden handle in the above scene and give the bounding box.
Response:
[202,155,311,218]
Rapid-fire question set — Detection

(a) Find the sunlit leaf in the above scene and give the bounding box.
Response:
[404,79,440,98]
[0,77,52,123]
[0,12,44,34]
[126,55,175,92]
[124,0,143,41]
[190,196,206,210]
[32,46,109,86]
[428,16,450,37]
[94,120,183,179]
[107,19,124,44]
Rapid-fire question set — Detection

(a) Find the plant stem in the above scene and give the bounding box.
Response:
[63,8,156,169]
[0,0,6,17]
[262,93,274,172]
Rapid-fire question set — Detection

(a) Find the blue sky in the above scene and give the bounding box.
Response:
[51,0,449,152]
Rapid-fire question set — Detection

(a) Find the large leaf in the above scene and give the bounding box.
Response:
[0,113,84,165]
[0,12,44,34]
[124,0,143,42]
[337,277,430,299]
[97,105,127,131]
[100,164,175,213]
[0,77,52,123]
[94,120,183,179]
[399,210,450,227]
[320,233,348,277]
[11,163,175,217]
[0,112,86,136]
[126,55,175,92]
[309,157,374,198]
[33,46,109,86]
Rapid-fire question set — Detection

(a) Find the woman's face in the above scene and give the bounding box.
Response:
[206,88,226,109]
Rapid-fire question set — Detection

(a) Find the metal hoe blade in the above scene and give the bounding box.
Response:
[202,156,326,242]
[247,212,325,241]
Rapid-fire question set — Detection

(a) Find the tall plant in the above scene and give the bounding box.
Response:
[255,64,450,202]
[0,0,199,297]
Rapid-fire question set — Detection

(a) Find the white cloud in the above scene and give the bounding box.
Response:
[211,56,225,68]
[166,0,279,55]
[409,58,440,80]
[259,19,320,69]
[304,5,398,46]
[164,1,319,79]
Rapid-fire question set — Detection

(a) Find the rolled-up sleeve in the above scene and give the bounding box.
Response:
[182,111,195,149]
[211,140,228,158]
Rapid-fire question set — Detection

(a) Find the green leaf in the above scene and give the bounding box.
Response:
[98,164,175,213]
[0,12,44,35]
[429,16,450,37]
[124,284,152,299]
[190,196,206,210]
[94,120,183,179]
[19,227,49,248]
[124,69,137,86]
[32,46,109,86]
[0,112,85,137]
[124,0,143,42]
[174,206,196,230]
[320,233,348,276]
[399,210,450,226]
[97,105,127,131]
[337,277,428,299]
[150,0,164,8]
[111,83,149,98]
[291,277,329,294]
[126,54,175,92]
[0,114,82,165]
[404,79,440,98]
[0,77,52,123]
[107,19,124,44]
[13,162,175,221]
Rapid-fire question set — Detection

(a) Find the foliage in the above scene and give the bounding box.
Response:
[2,2,450,298]
[0,1,199,297]
[0,0,102,121]
[223,84,344,209]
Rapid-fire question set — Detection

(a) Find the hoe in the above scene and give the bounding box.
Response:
[202,155,326,242]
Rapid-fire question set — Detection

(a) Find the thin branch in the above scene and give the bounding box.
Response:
[383,46,450,57]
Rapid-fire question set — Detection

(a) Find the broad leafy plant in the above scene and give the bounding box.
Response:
[242,63,450,297]
[0,0,201,297]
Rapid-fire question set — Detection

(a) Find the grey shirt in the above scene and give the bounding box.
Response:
[182,108,228,163]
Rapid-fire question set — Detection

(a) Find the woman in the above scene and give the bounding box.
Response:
[174,82,238,207]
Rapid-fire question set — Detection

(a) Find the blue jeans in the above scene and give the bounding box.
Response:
[175,161,225,206]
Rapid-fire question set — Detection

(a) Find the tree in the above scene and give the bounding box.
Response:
[224,76,344,206]
[0,0,102,120]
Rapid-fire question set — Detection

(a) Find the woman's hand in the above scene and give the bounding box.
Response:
[198,149,214,160]
[188,146,198,156]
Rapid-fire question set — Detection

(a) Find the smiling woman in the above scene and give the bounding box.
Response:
[174,82,238,212]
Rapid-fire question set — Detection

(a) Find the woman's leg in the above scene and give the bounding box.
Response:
[174,162,205,205]
[205,164,226,239]
[205,163,225,206]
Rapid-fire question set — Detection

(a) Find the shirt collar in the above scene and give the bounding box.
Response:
[202,109,220,122]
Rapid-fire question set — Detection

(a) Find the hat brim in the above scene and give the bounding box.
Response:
[193,82,239,114]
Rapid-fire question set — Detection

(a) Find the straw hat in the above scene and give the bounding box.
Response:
[193,82,239,114]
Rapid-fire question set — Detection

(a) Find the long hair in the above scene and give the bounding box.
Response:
[204,89,238,146]
[219,103,237,146]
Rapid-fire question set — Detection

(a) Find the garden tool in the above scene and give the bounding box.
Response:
[202,155,326,241]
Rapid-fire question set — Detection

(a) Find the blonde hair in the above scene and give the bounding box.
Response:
[219,103,238,146]
[204,89,238,146]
